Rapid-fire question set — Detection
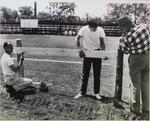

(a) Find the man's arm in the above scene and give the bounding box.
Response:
[76,35,86,58]
[76,35,84,50]
[100,37,109,60]
[100,37,105,50]
[119,36,130,54]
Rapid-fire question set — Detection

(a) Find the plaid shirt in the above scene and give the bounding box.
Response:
[119,23,150,54]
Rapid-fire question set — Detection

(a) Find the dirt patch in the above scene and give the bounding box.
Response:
[0,86,140,120]
[0,55,137,120]
[0,35,139,120]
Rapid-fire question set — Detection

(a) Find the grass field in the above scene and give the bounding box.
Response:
[0,34,135,120]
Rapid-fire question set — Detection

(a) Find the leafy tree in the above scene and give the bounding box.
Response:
[38,11,50,19]
[0,7,19,21]
[47,2,76,20]
[104,3,150,24]
[66,15,80,22]
[1,7,12,20]
[18,6,33,19]
[11,10,19,20]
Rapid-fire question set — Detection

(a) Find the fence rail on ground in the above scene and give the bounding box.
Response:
[0,20,122,36]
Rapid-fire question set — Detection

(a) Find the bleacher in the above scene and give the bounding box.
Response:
[0,20,122,36]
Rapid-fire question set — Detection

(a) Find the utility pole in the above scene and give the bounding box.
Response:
[34,2,37,19]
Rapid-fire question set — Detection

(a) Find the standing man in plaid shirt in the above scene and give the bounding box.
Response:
[118,16,149,120]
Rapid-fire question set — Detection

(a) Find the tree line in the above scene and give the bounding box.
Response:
[103,3,150,24]
[0,2,150,24]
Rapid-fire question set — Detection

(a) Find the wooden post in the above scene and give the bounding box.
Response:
[114,48,124,100]
[16,39,24,77]
[34,2,37,19]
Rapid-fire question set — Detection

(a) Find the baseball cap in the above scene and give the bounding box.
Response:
[118,16,132,26]
[3,41,13,49]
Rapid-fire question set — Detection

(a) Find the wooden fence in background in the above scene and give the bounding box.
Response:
[0,20,122,36]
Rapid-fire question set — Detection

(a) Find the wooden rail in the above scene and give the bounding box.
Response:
[14,47,117,58]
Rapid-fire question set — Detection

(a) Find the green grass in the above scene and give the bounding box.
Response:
[0,34,119,50]
[0,34,133,120]
[0,34,130,99]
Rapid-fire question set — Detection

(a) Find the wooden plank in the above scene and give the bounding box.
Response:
[33,82,52,87]
[14,47,116,58]
[83,50,116,58]
[12,58,111,66]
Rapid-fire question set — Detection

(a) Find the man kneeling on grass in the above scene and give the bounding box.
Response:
[1,41,34,96]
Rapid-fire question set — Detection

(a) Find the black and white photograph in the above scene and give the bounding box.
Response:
[0,0,150,120]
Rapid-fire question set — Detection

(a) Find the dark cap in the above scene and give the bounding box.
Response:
[118,16,132,26]
[3,41,13,49]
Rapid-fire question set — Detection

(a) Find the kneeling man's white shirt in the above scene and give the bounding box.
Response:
[1,53,15,82]
[77,25,105,50]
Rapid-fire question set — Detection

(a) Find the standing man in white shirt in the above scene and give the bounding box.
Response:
[74,19,106,100]
[1,41,33,93]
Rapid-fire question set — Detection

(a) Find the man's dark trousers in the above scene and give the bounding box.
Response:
[80,58,102,95]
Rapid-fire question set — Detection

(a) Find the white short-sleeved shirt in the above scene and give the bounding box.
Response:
[1,53,15,78]
[77,25,106,50]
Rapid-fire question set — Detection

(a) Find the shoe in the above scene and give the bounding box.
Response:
[95,94,102,100]
[74,93,83,99]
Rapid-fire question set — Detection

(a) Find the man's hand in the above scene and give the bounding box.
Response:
[103,56,109,61]
[79,50,86,58]
[10,65,20,73]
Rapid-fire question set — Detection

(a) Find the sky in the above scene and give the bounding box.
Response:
[0,0,150,18]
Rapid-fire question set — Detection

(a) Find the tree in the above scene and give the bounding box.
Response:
[11,10,19,20]
[47,2,76,20]
[1,7,12,21]
[104,3,150,23]
[18,6,33,19]
[0,7,19,21]
[38,11,50,19]
[66,15,80,22]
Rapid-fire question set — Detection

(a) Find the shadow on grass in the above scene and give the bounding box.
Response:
[85,94,114,104]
